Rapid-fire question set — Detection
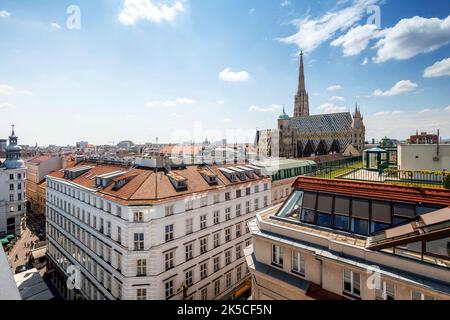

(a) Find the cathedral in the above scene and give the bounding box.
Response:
[256,52,365,158]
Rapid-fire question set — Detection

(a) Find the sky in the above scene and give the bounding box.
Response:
[0,0,449,146]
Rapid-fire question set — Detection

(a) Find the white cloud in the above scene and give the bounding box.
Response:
[419,108,432,113]
[372,80,417,97]
[330,96,345,101]
[277,0,379,53]
[217,100,225,105]
[249,104,281,113]
[423,57,450,78]
[146,98,196,107]
[51,22,61,29]
[317,103,346,113]
[0,84,14,95]
[223,118,231,123]
[280,0,290,7]
[445,105,450,112]
[17,90,33,95]
[373,15,450,63]
[0,10,10,18]
[118,0,184,25]
[331,24,379,56]
[327,85,342,91]
[374,110,403,116]
[0,103,16,110]
[219,68,250,82]
[361,57,368,65]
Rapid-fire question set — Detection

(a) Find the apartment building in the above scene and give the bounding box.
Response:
[45,159,271,300]
[26,155,62,216]
[246,177,450,300]
[0,126,26,237]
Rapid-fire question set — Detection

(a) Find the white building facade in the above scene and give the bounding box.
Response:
[0,126,26,237]
[45,162,271,300]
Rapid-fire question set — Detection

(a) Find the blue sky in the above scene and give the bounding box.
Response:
[0,0,449,146]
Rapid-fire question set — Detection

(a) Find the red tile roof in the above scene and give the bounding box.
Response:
[27,155,52,164]
[48,162,269,205]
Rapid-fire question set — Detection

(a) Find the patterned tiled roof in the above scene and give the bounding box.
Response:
[287,112,352,132]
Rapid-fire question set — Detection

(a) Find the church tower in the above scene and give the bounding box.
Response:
[294,51,309,118]
[351,104,365,152]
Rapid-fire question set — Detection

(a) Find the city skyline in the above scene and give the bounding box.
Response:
[1,0,450,146]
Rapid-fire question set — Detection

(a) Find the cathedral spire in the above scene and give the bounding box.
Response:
[294,51,309,118]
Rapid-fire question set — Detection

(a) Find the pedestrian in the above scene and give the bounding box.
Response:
[15,254,18,261]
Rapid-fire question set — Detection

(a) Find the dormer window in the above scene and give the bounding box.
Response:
[219,168,237,182]
[167,172,188,191]
[199,169,218,185]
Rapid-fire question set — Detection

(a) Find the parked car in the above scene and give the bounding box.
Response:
[14,264,28,274]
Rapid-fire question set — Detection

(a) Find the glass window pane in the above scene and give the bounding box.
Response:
[372,201,391,223]
[301,209,316,223]
[303,192,317,210]
[334,215,350,231]
[277,191,304,219]
[317,193,333,214]
[351,218,369,235]
[425,237,450,258]
[393,203,414,218]
[352,198,370,219]
[334,196,350,216]
[316,213,332,227]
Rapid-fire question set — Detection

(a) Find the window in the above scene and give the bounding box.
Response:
[213,194,220,204]
[134,212,143,222]
[185,243,193,261]
[225,228,231,242]
[185,218,193,234]
[100,218,104,233]
[165,205,174,216]
[254,185,259,193]
[333,215,350,231]
[213,211,220,224]
[200,196,208,207]
[137,288,147,300]
[200,237,208,254]
[254,198,259,210]
[272,245,283,267]
[213,256,220,272]
[246,187,251,196]
[225,207,231,221]
[137,259,147,276]
[213,232,220,248]
[236,190,241,198]
[165,224,174,242]
[200,214,207,230]
[226,272,232,288]
[351,218,369,236]
[412,290,435,300]
[343,269,361,297]
[17,183,21,190]
[107,221,111,237]
[225,192,231,201]
[235,223,242,237]
[236,265,242,281]
[245,201,250,214]
[9,194,14,202]
[9,174,13,180]
[292,251,305,275]
[117,226,122,244]
[9,184,14,191]
[263,196,268,207]
[225,249,232,264]
[165,280,174,299]
[214,279,220,297]
[236,204,241,216]
[185,199,194,211]
[264,183,268,191]
[200,262,208,280]
[376,281,395,300]
[235,244,242,259]
[17,194,21,201]
[165,250,175,270]
[134,233,144,251]
[185,269,193,287]
[200,287,208,300]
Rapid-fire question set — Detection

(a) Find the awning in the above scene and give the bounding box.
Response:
[234,280,251,299]
[31,247,47,260]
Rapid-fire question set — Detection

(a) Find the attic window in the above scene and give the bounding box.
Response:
[199,169,218,185]
[167,172,188,191]
[219,168,237,182]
